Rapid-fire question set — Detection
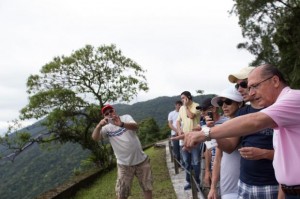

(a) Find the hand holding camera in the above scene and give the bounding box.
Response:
[107,118,114,124]
[207,111,214,121]
[105,115,123,127]
[205,111,215,127]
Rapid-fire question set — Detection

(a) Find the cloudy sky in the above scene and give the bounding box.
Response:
[0,0,254,134]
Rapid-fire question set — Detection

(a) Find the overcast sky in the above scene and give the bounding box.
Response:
[0,0,254,134]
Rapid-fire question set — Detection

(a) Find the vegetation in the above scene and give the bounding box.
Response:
[1,1,300,198]
[232,0,300,88]
[1,95,213,199]
[72,146,177,199]
[1,44,149,166]
[137,118,160,146]
[0,140,90,199]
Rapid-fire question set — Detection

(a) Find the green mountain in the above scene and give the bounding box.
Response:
[114,94,214,127]
[0,94,214,199]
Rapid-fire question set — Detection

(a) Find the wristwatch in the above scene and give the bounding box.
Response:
[202,127,211,141]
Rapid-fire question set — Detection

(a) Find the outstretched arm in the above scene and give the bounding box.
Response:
[182,112,276,150]
[210,112,276,138]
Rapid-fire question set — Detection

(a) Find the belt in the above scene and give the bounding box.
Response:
[282,184,300,196]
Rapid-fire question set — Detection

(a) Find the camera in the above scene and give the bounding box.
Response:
[107,118,114,124]
[207,111,214,121]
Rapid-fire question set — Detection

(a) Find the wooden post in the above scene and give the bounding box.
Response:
[190,170,199,199]
[174,156,179,174]
[168,139,174,163]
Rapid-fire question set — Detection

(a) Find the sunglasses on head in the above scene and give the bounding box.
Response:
[235,81,248,90]
[217,98,233,107]
[104,109,114,116]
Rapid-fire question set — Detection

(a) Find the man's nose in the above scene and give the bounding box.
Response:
[248,88,255,96]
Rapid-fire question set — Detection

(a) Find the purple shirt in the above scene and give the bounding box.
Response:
[261,87,300,185]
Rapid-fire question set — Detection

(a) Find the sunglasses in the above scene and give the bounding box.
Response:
[235,81,248,90]
[104,109,114,116]
[217,98,233,107]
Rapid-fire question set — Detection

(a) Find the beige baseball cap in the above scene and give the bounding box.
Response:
[228,66,256,83]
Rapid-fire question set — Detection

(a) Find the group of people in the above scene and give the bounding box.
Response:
[91,63,300,199]
[172,64,300,199]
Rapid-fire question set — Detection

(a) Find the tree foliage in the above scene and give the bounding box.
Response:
[159,122,172,140]
[7,44,149,164]
[137,118,160,146]
[232,0,300,88]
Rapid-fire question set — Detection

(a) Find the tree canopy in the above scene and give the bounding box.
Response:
[137,118,161,146]
[232,0,300,88]
[3,44,149,163]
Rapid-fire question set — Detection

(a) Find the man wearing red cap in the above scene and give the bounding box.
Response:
[92,104,153,199]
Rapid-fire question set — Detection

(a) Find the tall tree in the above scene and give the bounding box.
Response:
[232,0,300,88]
[2,44,148,164]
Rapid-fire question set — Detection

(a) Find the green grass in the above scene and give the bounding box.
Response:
[72,146,177,199]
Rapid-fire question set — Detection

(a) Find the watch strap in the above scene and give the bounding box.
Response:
[202,127,211,141]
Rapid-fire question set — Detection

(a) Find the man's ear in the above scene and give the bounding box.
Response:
[273,76,280,88]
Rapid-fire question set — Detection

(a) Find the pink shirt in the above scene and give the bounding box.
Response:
[261,87,300,185]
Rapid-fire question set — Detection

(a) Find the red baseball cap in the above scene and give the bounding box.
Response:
[101,104,114,114]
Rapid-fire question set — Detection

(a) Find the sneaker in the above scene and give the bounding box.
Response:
[184,184,191,190]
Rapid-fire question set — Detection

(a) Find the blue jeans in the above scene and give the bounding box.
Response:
[171,137,181,164]
[181,143,203,184]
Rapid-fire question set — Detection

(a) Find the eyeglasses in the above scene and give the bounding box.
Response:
[217,98,233,107]
[248,76,273,91]
[104,109,114,116]
[235,81,248,90]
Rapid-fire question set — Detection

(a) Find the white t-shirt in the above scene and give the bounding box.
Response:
[100,114,147,166]
[168,110,179,136]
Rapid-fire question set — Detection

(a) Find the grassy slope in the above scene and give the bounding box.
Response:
[72,146,177,199]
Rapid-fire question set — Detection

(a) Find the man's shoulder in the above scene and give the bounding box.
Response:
[120,114,135,122]
[168,110,176,114]
[192,101,199,107]
[168,110,179,119]
[120,114,132,118]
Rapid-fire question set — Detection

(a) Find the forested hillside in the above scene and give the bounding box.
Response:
[115,94,215,127]
[0,94,214,199]
[0,141,90,199]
